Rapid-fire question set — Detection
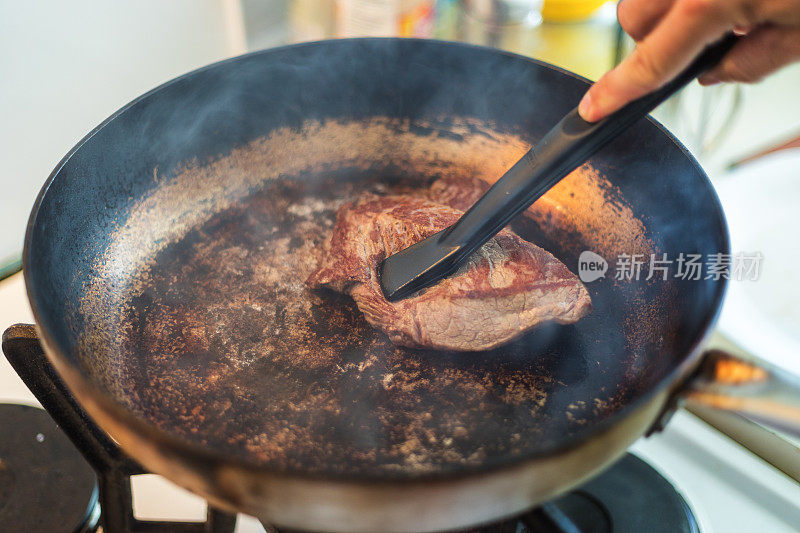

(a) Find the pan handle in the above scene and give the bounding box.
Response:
[682,349,800,438]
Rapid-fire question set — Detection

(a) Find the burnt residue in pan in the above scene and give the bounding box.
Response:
[113,168,669,477]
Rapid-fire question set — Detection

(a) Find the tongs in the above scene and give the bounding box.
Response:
[379,34,738,301]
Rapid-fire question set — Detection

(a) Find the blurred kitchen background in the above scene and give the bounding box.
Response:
[2,0,799,272]
[1,2,799,531]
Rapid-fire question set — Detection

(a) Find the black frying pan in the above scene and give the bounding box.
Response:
[5,39,800,532]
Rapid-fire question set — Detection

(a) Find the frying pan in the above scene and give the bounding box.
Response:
[4,39,800,532]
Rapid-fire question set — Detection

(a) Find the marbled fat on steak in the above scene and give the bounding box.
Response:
[307,183,592,351]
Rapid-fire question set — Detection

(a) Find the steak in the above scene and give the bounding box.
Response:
[425,174,491,211]
[306,182,592,351]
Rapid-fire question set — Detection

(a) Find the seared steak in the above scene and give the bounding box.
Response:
[307,183,591,351]
[425,174,491,211]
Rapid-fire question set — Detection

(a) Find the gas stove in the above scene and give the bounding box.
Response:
[1,274,798,533]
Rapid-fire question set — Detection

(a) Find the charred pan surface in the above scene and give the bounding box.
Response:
[114,171,652,477]
[68,118,670,478]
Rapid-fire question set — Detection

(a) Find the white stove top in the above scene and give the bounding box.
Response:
[1,273,798,533]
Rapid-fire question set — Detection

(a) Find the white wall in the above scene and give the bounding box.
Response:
[0,0,246,261]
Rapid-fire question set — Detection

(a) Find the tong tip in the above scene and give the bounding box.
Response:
[378,231,461,302]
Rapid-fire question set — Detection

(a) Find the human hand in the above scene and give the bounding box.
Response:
[578,0,800,122]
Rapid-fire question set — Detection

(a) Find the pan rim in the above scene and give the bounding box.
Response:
[22,37,730,483]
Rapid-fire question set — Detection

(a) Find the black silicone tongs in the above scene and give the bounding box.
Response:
[379,33,738,301]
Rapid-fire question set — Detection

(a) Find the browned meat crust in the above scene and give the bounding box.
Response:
[307,183,592,351]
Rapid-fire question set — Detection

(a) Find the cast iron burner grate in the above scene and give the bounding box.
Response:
[3,329,697,533]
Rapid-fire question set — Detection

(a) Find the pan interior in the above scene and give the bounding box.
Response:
[73,116,679,478]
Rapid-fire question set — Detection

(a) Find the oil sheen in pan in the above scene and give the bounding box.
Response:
[111,168,661,477]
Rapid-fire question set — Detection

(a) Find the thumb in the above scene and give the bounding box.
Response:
[578,37,714,122]
[578,0,731,122]
[578,47,669,122]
